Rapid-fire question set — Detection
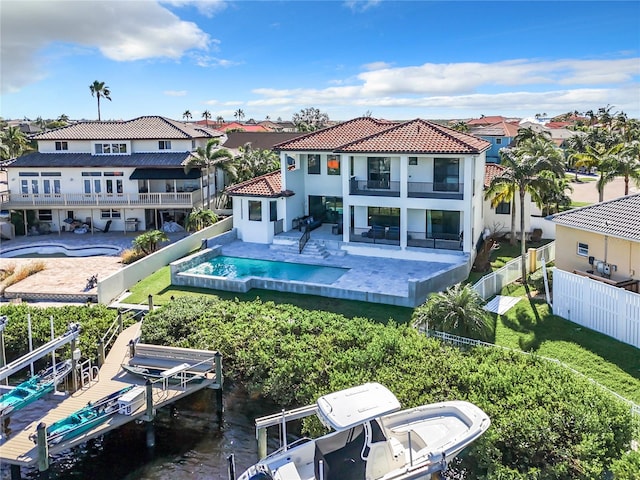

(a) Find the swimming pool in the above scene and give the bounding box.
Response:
[1,244,121,258]
[184,256,348,284]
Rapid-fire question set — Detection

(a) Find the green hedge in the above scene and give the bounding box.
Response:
[0,304,122,371]
[141,296,638,479]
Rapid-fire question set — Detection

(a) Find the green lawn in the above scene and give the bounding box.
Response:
[491,289,640,404]
[126,256,640,405]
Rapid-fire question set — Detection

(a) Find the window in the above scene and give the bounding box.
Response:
[55,141,68,151]
[577,242,589,256]
[286,155,296,170]
[367,157,391,189]
[106,179,123,194]
[159,141,172,150]
[38,210,53,221]
[101,209,121,219]
[95,143,127,154]
[429,210,460,238]
[495,138,502,145]
[270,201,277,222]
[82,171,102,176]
[307,154,321,174]
[496,201,511,215]
[43,179,61,195]
[409,157,418,165]
[327,155,340,175]
[433,158,460,192]
[249,200,262,221]
[367,207,399,227]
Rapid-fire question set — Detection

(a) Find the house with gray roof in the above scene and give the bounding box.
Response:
[549,193,640,283]
[0,116,226,235]
[226,117,490,277]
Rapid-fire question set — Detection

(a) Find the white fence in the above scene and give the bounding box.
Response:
[553,269,640,349]
[97,217,233,304]
[473,241,555,300]
[420,328,640,419]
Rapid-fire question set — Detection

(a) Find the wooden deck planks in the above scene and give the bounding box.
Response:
[0,322,218,467]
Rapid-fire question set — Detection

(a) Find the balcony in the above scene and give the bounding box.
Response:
[349,177,463,199]
[0,190,202,209]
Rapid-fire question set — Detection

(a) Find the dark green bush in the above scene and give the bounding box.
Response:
[142,296,638,479]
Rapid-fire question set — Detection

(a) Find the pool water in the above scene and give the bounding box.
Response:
[185,256,348,284]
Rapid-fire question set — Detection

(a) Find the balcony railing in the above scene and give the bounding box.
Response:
[0,191,201,208]
[349,177,463,199]
[347,227,462,251]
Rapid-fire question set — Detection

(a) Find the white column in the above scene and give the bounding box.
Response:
[399,155,408,248]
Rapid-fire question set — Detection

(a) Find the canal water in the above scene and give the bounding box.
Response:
[2,386,280,480]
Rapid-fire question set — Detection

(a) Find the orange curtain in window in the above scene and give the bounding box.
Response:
[327,159,339,169]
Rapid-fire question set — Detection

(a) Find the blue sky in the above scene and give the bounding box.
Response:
[1,0,639,122]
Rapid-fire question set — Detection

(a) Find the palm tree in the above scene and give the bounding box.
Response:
[574,142,623,202]
[89,80,112,121]
[450,120,469,133]
[132,230,168,255]
[216,115,225,124]
[618,141,640,196]
[57,114,70,125]
[412,283,492,341]
[489,138,565,286]
[233,143,280,183]
[1,126,30,159]
[184,208,218,232]
[485,175,518,245]
[183,110,192,121]
[201,110,212,127]
[514,126,550,146]
[565,134,588,181]
[234,109,245,121]
[184,138,235,208]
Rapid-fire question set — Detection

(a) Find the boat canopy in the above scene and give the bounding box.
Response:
[316,382,401,431]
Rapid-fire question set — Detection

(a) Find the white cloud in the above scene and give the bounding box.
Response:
[0,0,212,93]
[162,0,227,18]
[164,90,188,96]
[247,58,640,117]
[343,0,382,13]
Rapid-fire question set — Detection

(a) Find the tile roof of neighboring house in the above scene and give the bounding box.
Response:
[484,163,507,188]
[275,117,490,154]
[470,121,520,138]
[223,132,306,150]
[216,122,270,132]
[30,116,224,141]
[549,193,640,242]
[337,119,491,154]
[9,152,196,168]
[225,170,293,198]
[274,117,397,151]
[467,116,514,126]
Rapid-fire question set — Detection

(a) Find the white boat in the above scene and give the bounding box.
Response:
[238,382,490,480]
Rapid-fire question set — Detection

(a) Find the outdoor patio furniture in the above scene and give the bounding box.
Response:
[386,226,400,240]
[362,225,386,239]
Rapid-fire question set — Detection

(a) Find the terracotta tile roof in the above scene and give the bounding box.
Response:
[549,193,640,242]
[484,163,507,188]
[275,117,489,155]
[467,116,511,126]
[30,116,224,141]
[225,170,293,198]
[274,117,397,151]
[9,152,195,168]
[337,119,491,154]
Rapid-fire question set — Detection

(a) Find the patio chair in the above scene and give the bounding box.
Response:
[386,226,400,240]
[95,220,112,233]
[528,228,542,242]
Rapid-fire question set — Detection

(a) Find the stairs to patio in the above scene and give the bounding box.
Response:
[270,239,332,260]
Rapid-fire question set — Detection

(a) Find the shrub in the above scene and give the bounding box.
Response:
[120,248,146,265]
[0,263,16,281]
[141,296,636,479]
[0,261,46,294]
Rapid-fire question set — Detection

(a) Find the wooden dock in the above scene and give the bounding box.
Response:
[0,322,221,469]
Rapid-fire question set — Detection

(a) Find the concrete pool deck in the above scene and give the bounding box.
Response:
[1,226,467,307]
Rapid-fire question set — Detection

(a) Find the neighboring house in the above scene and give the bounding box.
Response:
[467,115,519,127]
[549,194,640,284]
[469,121,520,163]
[227,117,490,268]
[222,131,306,157]
[0,116,226,235]
[215,122,270,133]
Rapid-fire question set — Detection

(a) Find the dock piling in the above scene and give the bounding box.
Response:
[226,454,236,480]
[257,427,267,460]
[214,351,223,420]
[97,339,105,367]
[144,379,156,448]
[148,295,154,312]
[36,422,49,473]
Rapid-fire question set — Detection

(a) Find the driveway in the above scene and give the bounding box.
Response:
[569,174,639,204]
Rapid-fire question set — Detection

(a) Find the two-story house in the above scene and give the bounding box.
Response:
[468,120,520,163]
[227,117,490,270]
[0,116,225,235]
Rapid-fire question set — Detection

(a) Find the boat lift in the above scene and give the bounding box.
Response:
[0,322,81,383]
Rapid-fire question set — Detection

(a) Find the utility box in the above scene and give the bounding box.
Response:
[118,386,146,415]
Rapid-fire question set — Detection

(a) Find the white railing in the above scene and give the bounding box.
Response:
[553,270,640,349]
[472,241,555,300]
[1,191,198,208]
[420,328,640,419]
